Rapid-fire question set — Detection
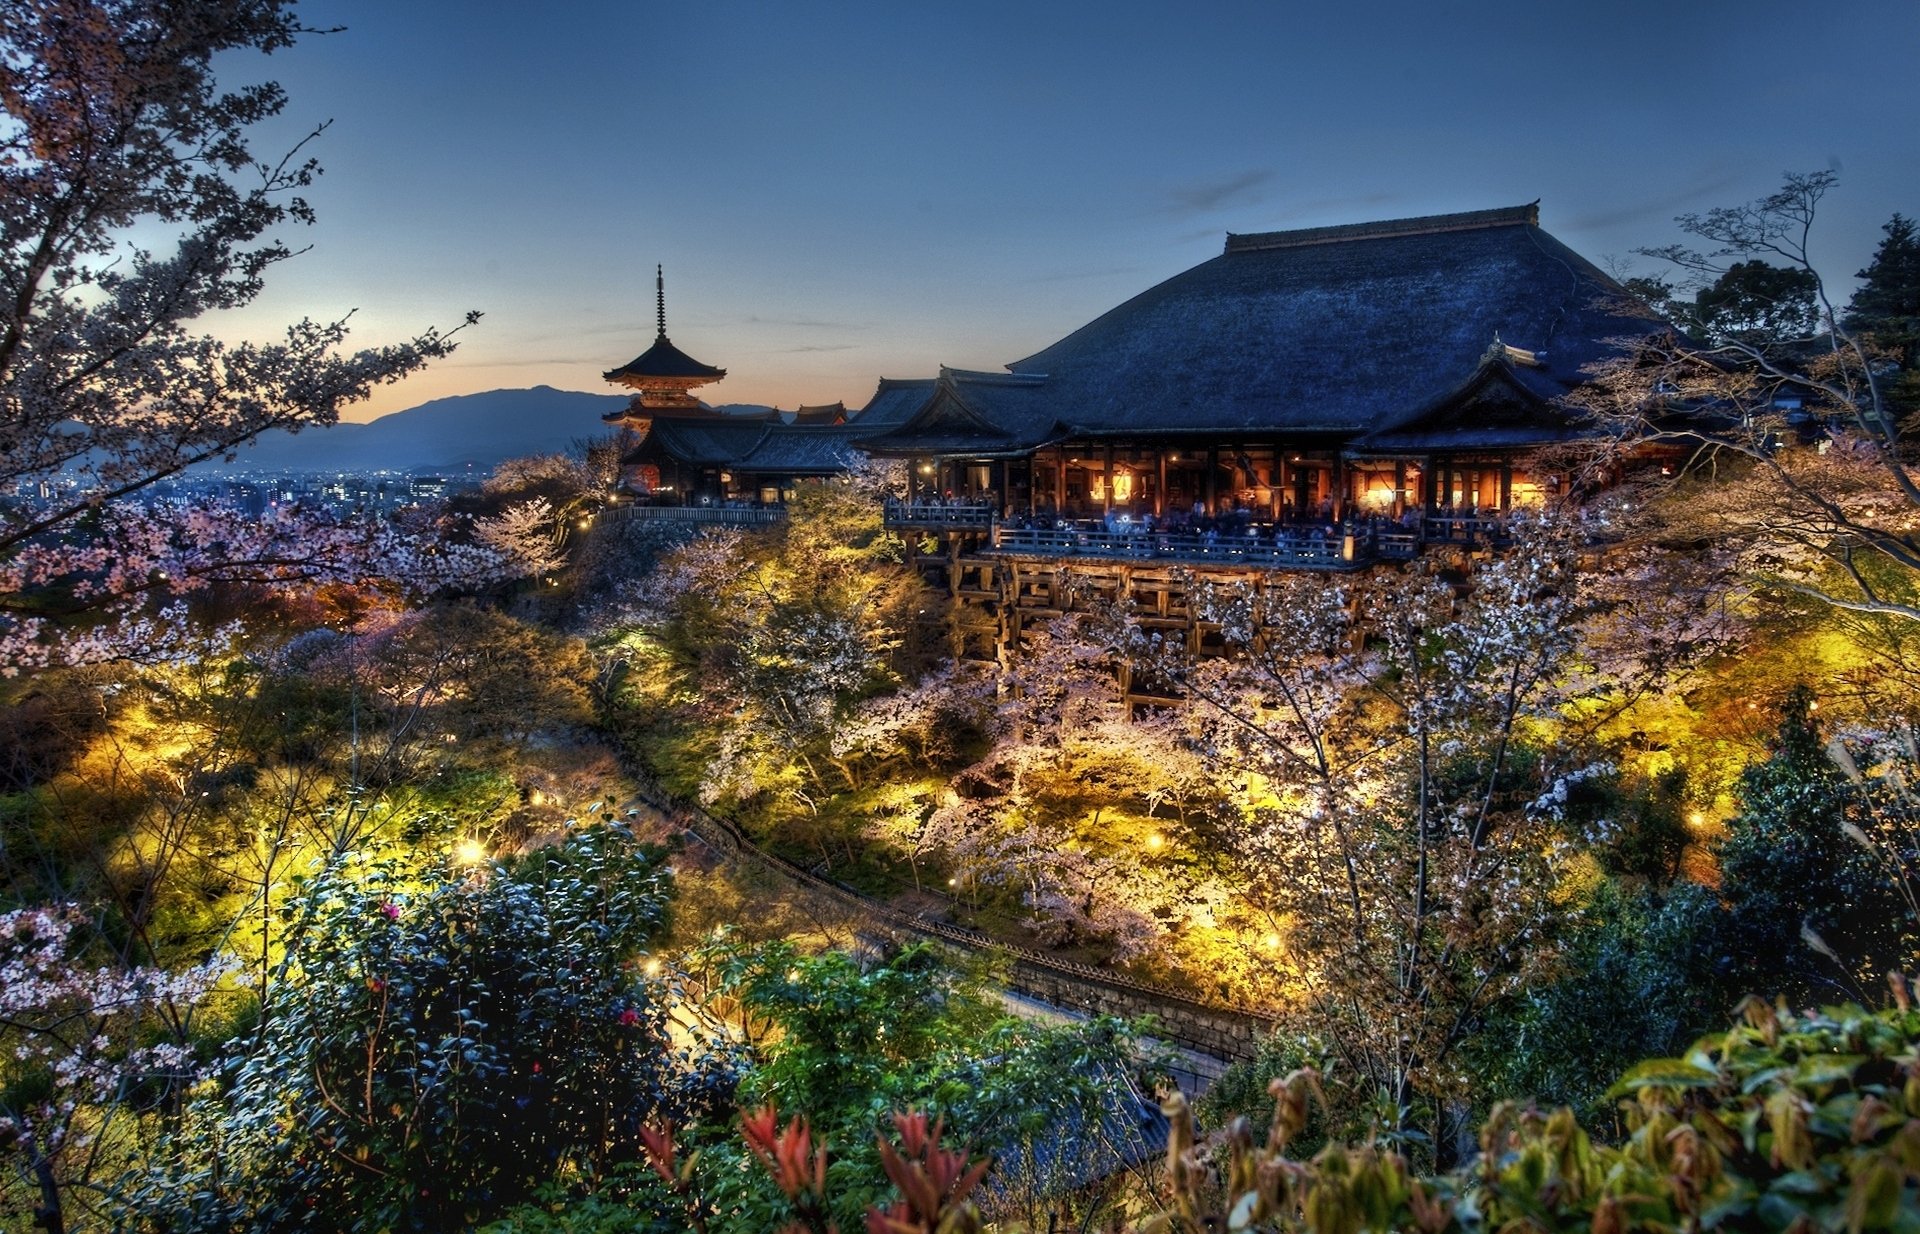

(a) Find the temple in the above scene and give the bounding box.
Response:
[858,203,1668,540]
[610,205,1679,563]
[604,271,875,504]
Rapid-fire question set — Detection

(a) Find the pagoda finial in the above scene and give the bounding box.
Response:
[656,265,667,340]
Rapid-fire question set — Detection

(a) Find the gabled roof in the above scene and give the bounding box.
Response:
[861,204,1671,454]
[858,368,1057,456]
[1353,350,1588,452]
[734,424,866,472]
[788,402,846,425]
[848,377,939,427]
[633,416,771,465]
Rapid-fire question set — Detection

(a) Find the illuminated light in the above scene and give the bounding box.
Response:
[643,958,663,977]
[452,838,489,866]
[1689,811,1706,828]
[1146,832,1164,850]
[1808,700,1819,712]
[1262,933,1283,951]
[947,877,958,887]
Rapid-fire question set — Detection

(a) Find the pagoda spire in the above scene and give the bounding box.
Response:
[602,265,727,421]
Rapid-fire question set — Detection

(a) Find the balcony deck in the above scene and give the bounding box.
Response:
[885,500,1510,570]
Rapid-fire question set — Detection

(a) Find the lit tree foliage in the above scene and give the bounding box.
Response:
[1102,514,1615,1148]
[628,472,928,814]
[131,827,738,1232]
[473,495,569,581]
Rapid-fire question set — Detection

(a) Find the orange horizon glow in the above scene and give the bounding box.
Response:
[339,360,892,424]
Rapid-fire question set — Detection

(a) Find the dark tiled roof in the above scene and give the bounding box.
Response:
[631,418,865,475]
[848,377,938,427]
[735,425,867,472]
[858,369,1058,455]
[866,205,1669,454]
[639,417,771,464]
[788,402,846,425]
[604,334,728,381]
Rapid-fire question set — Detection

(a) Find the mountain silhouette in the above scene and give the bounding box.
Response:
[206,387,776,473]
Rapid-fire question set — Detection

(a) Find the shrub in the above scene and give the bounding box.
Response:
[132,826,738,1232]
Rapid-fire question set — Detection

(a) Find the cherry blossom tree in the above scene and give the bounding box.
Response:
[1,906,229,1234]
[1,496,521,675]
[473,495,569,581]
[1099,514,1618,1153]
[1,0,479,671]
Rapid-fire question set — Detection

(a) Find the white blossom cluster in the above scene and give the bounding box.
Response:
[1,907,229,1156]
[0,496,526,676]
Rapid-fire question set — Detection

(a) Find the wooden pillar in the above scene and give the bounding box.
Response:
[1156,450,1168,519]
[1268,444,1281,521]
[1205,445,1219,514]
[1394,459,1407,518]
[1103,442,1114,518]
[1332,456,1348,521]
[1499,461,1512,510]
[1055,453,1068,517]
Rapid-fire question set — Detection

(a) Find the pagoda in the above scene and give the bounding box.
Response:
[602,267,727,432]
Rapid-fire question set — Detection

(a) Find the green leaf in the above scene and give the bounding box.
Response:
[1608,1057,1720,1095]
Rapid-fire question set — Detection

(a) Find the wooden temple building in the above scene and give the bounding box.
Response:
[857,203,1669,534]
[830,203,1681,666]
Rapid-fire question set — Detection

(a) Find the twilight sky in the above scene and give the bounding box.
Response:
[218,0,1920,421]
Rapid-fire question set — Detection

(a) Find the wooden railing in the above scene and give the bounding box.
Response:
[883,498,998,530]
[606,503,785,527]
[994,523,1381,570]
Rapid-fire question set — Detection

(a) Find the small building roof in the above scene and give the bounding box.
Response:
[625,417,864,476]
[788,402,846,425]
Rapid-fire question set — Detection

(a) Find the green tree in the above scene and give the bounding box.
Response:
[685,938,1160,1232]
[1847,213,1920,371]
[1691,260,1821,349]
[1471,882,1726,1124]
[1713,687,1916,1004]
[1847,212,1920,419]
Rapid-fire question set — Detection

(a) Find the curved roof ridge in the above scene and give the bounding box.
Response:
[1226,202,1540,254]
[939,365,1047,386]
